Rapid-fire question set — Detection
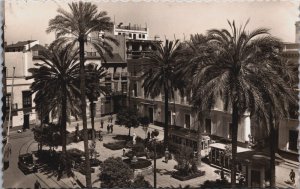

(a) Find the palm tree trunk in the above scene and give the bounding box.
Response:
[269,112,276,188]
[61,83,68,171]
[231,102,239,188]
[164,88,169,148]
[90,101,95,141]
[79,35,92,188]
[197,114,202,166]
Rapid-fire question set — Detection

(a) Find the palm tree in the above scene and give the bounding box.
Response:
[27,44,81,167]
[84,63,110,140]
[142,39,184,148]
[188,20,294,187]
[46,2,118,187]
[253,57,296,188]
[177,34,215,165]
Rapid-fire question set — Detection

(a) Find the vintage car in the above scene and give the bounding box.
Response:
[18,153,37,174]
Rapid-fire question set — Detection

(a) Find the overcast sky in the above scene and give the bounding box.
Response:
[5,0,299,45]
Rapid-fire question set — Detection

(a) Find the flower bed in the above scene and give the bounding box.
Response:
[103,141,126,150]
[123,158,152,169]
[113,135,133,141]
[172,170,205,181]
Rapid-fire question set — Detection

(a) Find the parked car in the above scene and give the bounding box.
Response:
[18,153,37,174]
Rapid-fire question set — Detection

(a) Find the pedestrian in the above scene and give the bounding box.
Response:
[101,120,104,128]
[110,124,114,133]
[290,169,295,183]
[123,148,126,156]
[34,180,41,189]
[110,114,113,123]
[165,148,169,163]
[107,124,110,134]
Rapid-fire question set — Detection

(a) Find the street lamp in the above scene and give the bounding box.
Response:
[150,133,159,188]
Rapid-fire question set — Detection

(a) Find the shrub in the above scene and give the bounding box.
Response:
[113,135,133,141]
[100,157,133,188]
[123,158,152,169]
[172,170,205,181]
[103,141,126,150]
[131,175,152,188]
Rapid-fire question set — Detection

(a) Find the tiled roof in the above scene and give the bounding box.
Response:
[6,40,37,48]
[30,44,47,52]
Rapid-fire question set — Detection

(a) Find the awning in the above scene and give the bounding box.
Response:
[209,143,251,153]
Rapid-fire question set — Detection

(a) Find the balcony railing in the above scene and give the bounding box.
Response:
[116,25,147,31]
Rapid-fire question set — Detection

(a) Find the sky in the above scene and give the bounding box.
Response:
[4,0,300,45]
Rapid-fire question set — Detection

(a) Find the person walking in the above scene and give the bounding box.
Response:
[110,114,113,123]
[110,124,114,133]
[101,120,104,128]
[34,180,41,189]
[290,169,295,184]
[107,124,110,134]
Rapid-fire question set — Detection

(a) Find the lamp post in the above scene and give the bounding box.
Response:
[153,137,157,188]
[150,133,159,188]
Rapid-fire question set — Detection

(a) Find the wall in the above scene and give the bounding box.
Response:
[278,118,299,152]
[6,78,36,127]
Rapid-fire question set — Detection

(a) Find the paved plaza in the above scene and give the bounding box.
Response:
[14,115,296,188]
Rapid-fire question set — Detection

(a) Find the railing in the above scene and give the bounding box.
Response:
[116,25,147,31]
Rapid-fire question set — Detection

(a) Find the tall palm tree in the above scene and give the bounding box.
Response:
[142,39,184,148]
[47,2,118,187]
[27,44,81,165]
[84,63,110,140]
[177,34,215,165]
[253,57,297,188]
[188,20,294,187]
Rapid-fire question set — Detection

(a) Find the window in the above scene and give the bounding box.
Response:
[205,119,211,134]
[168,111,171,125]
[185,114,190,129]
[22,91,32,108]
[133,83,138,97]
[118,32,121,35]
[121,82,127,93]
[289,130,298,151]
[142,34,145,38]
[139,34,142,38]
[105,83,112,92]
[6,93,11,110]
[129,33,132,38]
[133,34,136,39]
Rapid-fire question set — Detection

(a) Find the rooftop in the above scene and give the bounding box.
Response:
[6,40,37,48]
[115,24,147,32]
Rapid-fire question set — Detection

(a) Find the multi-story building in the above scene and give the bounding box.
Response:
[5,40,45,128]
[123,23,252,153]
[277,42,299,160]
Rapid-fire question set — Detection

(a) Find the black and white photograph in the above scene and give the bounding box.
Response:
[2,1,299,188]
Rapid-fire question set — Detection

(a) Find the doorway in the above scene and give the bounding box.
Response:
[148,107,154,123]
[23,114,29,130]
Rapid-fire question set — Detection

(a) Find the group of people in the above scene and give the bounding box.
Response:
[100,114,114,134]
